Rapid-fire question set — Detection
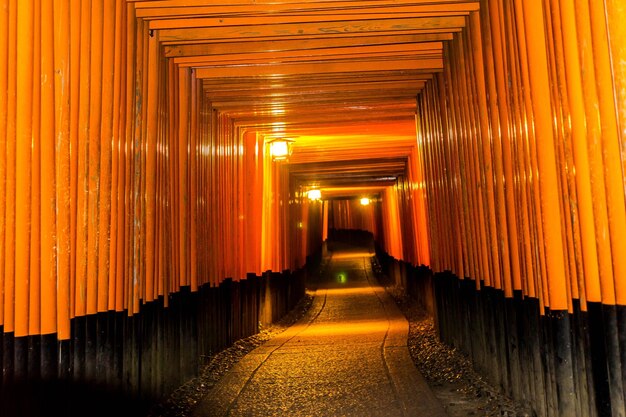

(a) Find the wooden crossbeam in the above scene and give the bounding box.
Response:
[137,2,479,19]
[165,33,452,57]
[158,16,466,42]
[172,42,442,66]
[194,58,442,78]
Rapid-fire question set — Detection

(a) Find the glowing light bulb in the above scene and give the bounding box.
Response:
[307,189,321,201]
[269,140,289,159]
[360,197,370,206]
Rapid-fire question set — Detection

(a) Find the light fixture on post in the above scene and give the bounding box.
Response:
[307,189,322,201]
[360,197,371,206]
[267,137,294,161]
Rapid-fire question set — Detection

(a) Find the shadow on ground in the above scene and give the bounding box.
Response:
[0,379,149,417]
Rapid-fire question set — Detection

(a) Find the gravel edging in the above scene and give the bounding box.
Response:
[386,287,534,417]
[147,292,315,417]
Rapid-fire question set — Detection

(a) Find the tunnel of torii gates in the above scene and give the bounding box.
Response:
[0,0,625,416]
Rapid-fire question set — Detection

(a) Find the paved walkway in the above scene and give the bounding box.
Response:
[193,244,447,416]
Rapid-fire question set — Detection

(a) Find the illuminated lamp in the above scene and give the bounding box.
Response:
[307,189,322,201]
[268,138,294,161]
[360,197,370,206]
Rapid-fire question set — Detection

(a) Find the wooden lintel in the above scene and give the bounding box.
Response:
[137,2,479,19]
[195,58,442,78]
[149,12,470,30]
[158,16,466,42]
[202,81,426,99]
[172,43,442,66]
[164,33,452,57]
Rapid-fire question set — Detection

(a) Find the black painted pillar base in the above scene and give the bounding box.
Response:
[429,266,626,417]
[0,265,312,417]
[549,309,576,416]
[618,305,626,409]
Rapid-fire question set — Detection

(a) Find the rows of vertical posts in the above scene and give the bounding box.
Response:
[327,198,380,239]
[378,173,431,267]
[0,0,316,412]
[416,1,626,416]
[395,149,431,267]
[380,187,404,260]
[290,188,324,270]
[323,174,431,268]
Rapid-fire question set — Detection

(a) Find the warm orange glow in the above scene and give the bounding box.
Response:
[1,0,623,352]
[329,199,378,237]
[307,189,322,201]
[331,251,375,259]
[269,140,290,160]
[302,320,389,336]
[324,286,385,296]
[381,186,404,260]
[360,197,370,206]
[287,123,417,165]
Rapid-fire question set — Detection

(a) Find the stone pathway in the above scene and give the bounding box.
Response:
[192,245,447,417]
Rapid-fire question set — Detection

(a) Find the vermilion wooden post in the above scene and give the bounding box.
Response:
[462,30,485,282]
[434,79,452,273]
[15,0,34,338]
[98,0,116,313]
[459,29,489,288]
[588,0,626,307]
[145,31,159,302]
[67,0,80,320]
[512,0,548,309]
[557,0,600,306]
[40,0,57,337]
[0,0,9,331]
[410,138,430,267]
[545,0,577,307]
[603,0,626,195]
[86,0,103,316]
[131,11,144,315]
[572,0,615,308]
[487,0,521,297]
[53,0,71,340]
[166,58,176,302]
[522,0,569,308]
[480,0,506,292]
[434,73,463,279]
[444,41,471,279]
[73,0,91,319]
[175,69,190,285]
[467,12,497,288]
[501,0,531,296]
[110,0,124,313]
[29,0,41,338]
[428,81,446,270]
